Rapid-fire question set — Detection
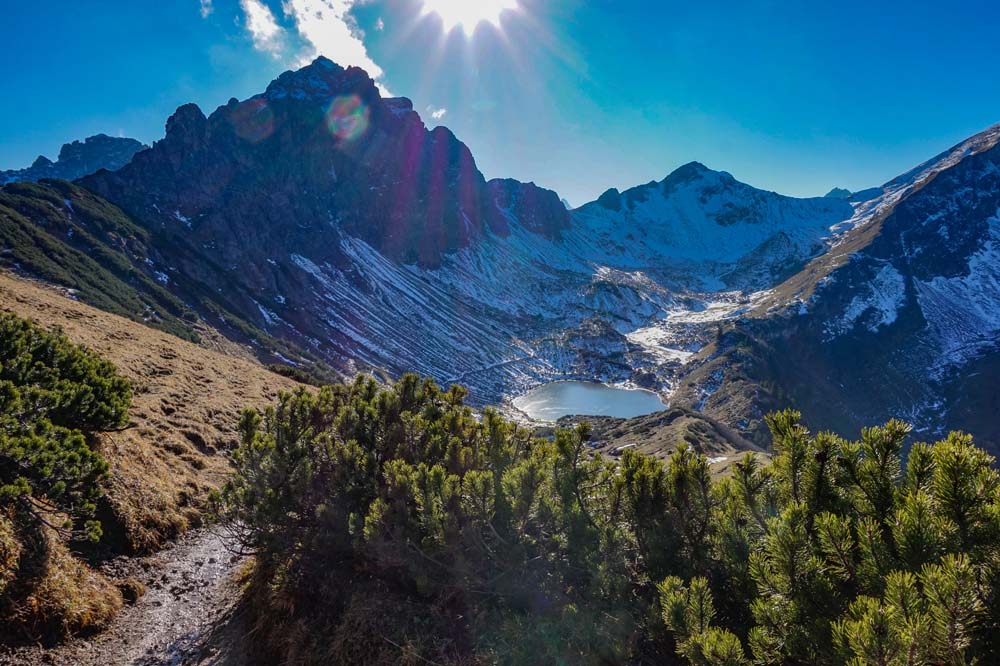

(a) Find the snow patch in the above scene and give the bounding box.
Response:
[914,211,1000,374]
[828,264,906,337]
[273,351,299,366]
[626,325,695,364]
[255,301,280,327]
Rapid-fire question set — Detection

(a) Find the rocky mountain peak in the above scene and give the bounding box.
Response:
[487,179,571,238]
[661,161,740,194]
[823,186,884,203]
[667,160,712,179]
[165,104,208,137]
[596,187,622,211]
[56,134,144,166]
[78,57,576,320]
[2,134,146,184]
[261,56,378,105]
[384,96,416,119]
[162,104,208,153]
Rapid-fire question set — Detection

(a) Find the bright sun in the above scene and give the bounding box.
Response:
[420,0,519,33]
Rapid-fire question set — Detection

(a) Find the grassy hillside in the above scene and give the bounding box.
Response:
[0,181,200,341]
[0,272,303,556]
[0,180,342,387]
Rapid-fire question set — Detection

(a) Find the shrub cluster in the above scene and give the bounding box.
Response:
[0,312,131,634]
[222,375,1000,665]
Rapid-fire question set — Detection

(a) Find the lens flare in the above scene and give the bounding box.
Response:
[420,0,519,34]
[326,95,370,142]
[230,98,276,143]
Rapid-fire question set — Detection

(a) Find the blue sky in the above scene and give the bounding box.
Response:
[3,0,999,206]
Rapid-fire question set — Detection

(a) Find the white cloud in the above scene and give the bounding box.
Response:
[281,0,389,92]
[200,0,214,18]
[429,107,448,120]
[240,0,285,58]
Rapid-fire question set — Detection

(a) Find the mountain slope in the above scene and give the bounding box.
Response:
[1,135,146,184]
[66,58,573,394]
[671,123,1000,451]
[0,270,303,551]
[0,180,199,340]
[44,57,858,404]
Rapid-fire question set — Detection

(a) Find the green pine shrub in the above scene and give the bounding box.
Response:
[223,380,1000,665]
[0,312,132,637]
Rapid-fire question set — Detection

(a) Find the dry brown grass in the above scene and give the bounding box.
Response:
[0,271,305,553]
[0,512,20,599]
[10,529,125,639]
[0,270,312,639]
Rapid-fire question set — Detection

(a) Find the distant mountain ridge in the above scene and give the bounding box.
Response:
[570,160,852,289]
[68,57,860,402]
[824,185,884,203]
[2,57,999,454]
[1,134,146,184]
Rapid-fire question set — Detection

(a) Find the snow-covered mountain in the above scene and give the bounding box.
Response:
[66,57,860,403]
[671,124,1000,451]
[4,57,999,453]
[571,163,852,289]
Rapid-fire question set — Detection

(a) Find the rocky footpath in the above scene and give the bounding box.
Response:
[0,530,247,666]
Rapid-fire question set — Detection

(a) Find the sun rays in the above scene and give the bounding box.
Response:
[419,0,520,34]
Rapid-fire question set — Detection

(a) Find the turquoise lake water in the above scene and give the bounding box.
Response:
[513,381,666,421]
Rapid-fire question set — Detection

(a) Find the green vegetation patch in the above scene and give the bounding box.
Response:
[0,181,198,341]
[0,312,132,636]
[223,374,1000,665]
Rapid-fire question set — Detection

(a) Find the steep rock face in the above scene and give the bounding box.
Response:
[73,58,577,393]
[675,125,1000,451]
[1,135,146,184]
[488,178,571,239]
[83,57,539,269]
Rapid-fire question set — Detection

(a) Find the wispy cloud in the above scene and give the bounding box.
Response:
[235,0,390,91]
[240,0,285,58]
[281,0,390,92]
[429,107,448,120]
[199,0,214,18]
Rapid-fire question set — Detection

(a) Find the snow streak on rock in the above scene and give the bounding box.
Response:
[915,211,1000,375]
